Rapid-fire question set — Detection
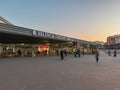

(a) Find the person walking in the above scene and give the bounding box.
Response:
[95,50,99,63]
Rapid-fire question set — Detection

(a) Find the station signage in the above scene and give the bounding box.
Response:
[32,30,75,42]
[32,30,37,36]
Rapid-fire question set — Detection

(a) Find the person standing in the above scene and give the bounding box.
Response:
[76,49,80,57]
[73,48,77,57]
[56,49,59,56]
[108,50,111,56]
[95,50,99,63]
[82,49,85,55]
[113,50,117,57]
[60,50,64,60]
[32,49,35,57]
[64,49,67,59]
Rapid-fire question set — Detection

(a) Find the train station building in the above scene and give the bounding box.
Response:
[0,16,96,57]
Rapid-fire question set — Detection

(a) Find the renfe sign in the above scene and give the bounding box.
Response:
[32,30,75,42]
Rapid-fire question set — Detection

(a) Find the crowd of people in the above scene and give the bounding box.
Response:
[59,48,99,61]
[108,50,117,57]
[59,48,118,63]
[15,47,118,63]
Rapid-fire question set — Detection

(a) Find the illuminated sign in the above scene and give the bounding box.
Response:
[38,45,49,48]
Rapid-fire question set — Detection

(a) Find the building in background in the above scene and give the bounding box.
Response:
[107,35,120,45]
[105,34,120,49]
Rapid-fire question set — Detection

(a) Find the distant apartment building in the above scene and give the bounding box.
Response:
[107,35,120,45]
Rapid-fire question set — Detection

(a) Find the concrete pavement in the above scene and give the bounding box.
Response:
[0,53,120,90]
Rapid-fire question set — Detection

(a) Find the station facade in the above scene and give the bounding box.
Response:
[0,16,96,57]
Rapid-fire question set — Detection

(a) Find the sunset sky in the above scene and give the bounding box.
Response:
[1,0,120,42]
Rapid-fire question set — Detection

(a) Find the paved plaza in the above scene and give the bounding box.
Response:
[0,53,120,90]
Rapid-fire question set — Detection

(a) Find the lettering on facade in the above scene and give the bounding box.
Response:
[66,38,71,41]
[32,30,75,42]
[32,30,37,35]
[51,34,55,38]
[38,31,45,37]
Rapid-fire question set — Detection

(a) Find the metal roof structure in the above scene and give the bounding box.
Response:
[0,16,97,45]
[0,16,13,25]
